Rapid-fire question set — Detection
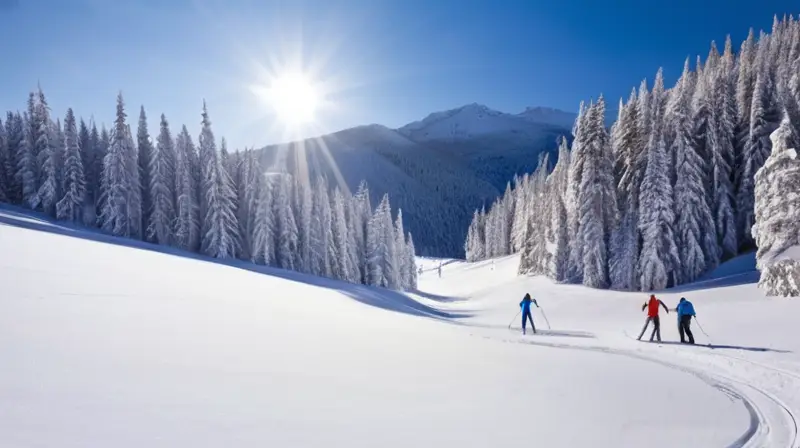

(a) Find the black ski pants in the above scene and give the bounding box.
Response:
[679,315,695,344]
[637,315,661,342]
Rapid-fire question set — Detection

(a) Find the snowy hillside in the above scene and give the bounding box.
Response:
[258,106,571,257]
[516,106,578,129]
[397,103,565,142]
[3,208,800,447]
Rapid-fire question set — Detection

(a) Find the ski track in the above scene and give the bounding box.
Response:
[460,326,800,448]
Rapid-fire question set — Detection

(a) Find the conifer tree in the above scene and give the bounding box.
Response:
[670,60,716,283]
[753,114,800,297]
[737,37,781,249]
[394,209,408,287]
[638,71,680,290]
[56,108,86,222]
[198,102,239,259]
[273,174,298,269]
[5,113,24,204]
[174,125,200,251]
[34,87,57,215]
[147,114,176,245]
[575,98,617,288]
[100,93,137,237]
[250,170,273,265]
[137,106,153,237]
[331,187,350,281]
[0,116,8,203]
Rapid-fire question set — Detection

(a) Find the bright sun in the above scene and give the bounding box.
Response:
[263,73,320,126]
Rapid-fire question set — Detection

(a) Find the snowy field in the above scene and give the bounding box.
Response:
[1,209,799,447]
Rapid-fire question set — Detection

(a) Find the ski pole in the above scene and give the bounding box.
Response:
[507,309,521,329]
[694,316,712,341]
[539,307,552,330]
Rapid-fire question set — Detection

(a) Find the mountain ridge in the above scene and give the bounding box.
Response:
[256,103,577,257]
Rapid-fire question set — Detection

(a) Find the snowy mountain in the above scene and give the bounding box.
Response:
[516,106,579,129]
[3,208,799,447]
[397,103,565,142]
[258,104,573,257]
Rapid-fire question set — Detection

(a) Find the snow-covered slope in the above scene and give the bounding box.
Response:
[3,208,800,447]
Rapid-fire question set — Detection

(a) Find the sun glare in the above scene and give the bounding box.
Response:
[262,73,320,127]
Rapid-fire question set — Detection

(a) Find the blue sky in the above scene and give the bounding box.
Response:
[0,0,795,148]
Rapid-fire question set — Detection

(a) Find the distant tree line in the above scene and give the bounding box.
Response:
[0,90,417,291]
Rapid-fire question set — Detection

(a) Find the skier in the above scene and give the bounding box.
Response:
[519,293,540,335]
[438,263,442,278]
[637,294,669,342]
[675,297,696,344]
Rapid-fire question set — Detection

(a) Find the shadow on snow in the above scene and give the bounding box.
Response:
[643,340,791,353]
[0,203,471,321]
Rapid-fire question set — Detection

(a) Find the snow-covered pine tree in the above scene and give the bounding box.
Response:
[547,136,571,281]
[574,98,617,288]
[56,108,86,223]
[638,70,680,291]
[352,181,371,283]
[331,187,350,281]
[198,102,239,259]
[406,233,418,290]
[52,119,65,202]
[0,116,8,203]
[510,174,529,253]
[100,93,137,237]
[94,126,110,221]
[293,176,313,273]
[344,196,361,283]
[465,209,480,262]
[502,181,515,254]
[124,124,143,240]
[701,41,738,259]
[566,101,590,282]
[77,119,96,225]
[366,194,398,288]
[250,170,273,266]
[670,59,717,284]
[16,109,38,209]
[34,88,57,215]
[477,206,487,261]
[137,106,153,239]
[174,125,201,251]
[219,138,241,258]
[147,114,176,245]
[4,113,24,204]
[752,114,800,297]
[609,90,641,290]
[236,150,255,261]
[737,35,781,250]
[519,153,551,275]
[394,209,408,288]
[735,29,758,180]
[273,174,299,270]
[309,176,332,277]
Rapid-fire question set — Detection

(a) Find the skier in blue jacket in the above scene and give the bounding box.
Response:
[520,293,539,335]
[676,297,696,344]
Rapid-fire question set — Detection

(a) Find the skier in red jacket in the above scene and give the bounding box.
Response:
[637,295,669,342]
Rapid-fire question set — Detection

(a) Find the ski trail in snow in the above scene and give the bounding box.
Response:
[467,331,799,448]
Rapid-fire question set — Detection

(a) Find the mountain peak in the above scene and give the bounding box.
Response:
[397,103,550,142]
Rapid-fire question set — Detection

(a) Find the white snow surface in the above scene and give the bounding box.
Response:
[2,211,800,447]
